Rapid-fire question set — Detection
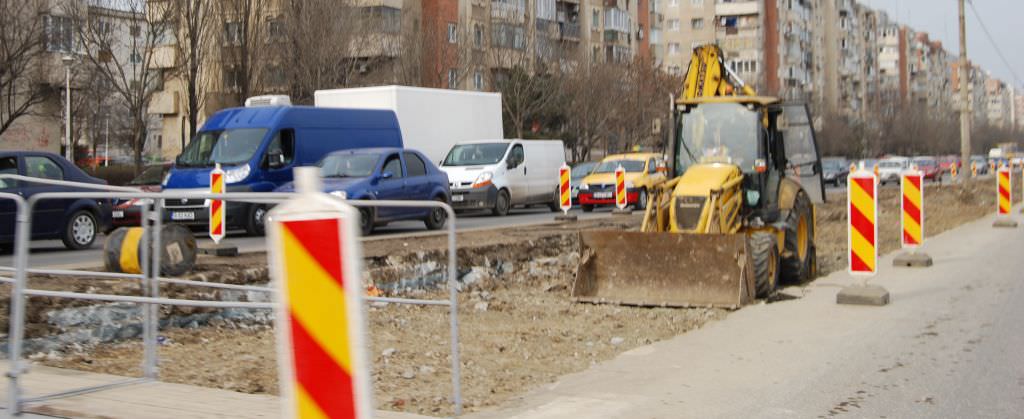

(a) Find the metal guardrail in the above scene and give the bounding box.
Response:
[0,181,464,416]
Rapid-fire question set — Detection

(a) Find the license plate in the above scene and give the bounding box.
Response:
[451,195,465,202]
[171,211,195,221]
[594,192,613,199]
[112,210,124,219]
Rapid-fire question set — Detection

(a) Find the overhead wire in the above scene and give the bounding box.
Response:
[966,0,1021,85]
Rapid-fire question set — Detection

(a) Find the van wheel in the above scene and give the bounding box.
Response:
[359,208,375,236]
[492,190,510,216]
[245,205,267,237]
[424,197,447,230]
[62,210,98,250]
[548,188,562,212]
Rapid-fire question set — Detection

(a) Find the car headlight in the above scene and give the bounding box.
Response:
[133,199,150,207]
[579,183,589,190]
[330,190,347,199]
[224,164,251,184]
[161,171,171,186]
[472,171,493,188]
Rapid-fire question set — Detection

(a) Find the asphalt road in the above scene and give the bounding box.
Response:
[471,210,1024,419]
[0,206,614,269]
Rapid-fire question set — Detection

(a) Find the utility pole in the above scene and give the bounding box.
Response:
[958,0,970,168]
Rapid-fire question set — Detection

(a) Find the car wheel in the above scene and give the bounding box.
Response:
[62,210,98,250]
[359,208,375,236]
[245,205,267,237]
[582,204,594,213]
[635,188,648,211]
[424,197,448,230]
[492,189,510,216]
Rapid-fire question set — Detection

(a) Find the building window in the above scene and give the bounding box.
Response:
[668,42,680,55]
[448,69,458,89]
[691,18,703,30]
[129,50,142,64]
[667,19,679,31]
[364,6,402,34]
[474,24,483,48]
[44,15,75,53]
[224,67,242,92]
[224,21,242,45]
[473,71,484,90]
[268,18,284,40]
[448,23,458,43]
[669,0,678,6]
[130,25,141,37]
[491,23,525,49]
[592,9,599,28]
[691,0,702,6]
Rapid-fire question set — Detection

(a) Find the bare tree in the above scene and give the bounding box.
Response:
[217,0,269,106]
[168,0,216,146]
[0,0,49,137]
[561,53,621,161]
[68,0,173,170]
[277,0,372,101]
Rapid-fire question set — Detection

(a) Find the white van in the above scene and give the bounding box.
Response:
[440,139,566,215]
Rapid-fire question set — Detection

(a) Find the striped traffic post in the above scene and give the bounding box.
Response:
[837,167,890,305]
[611,164,631,215]
[951,161,959,180]
[555,163,576,222]
[994,165,1018,228]
[971,161,977,178]
[893,167,933,267]
[209,164,225,244]
[269,167,371,419]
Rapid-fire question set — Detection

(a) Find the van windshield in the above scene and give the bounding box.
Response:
[443,143,509,166]
[176,128,267,167]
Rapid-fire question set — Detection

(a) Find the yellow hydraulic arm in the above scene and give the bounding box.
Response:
[681,45,757,99]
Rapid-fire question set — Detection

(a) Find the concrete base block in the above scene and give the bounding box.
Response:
[837,285,890,306]
[892,252,933,268]
[612,208,633,216]
[993,219,1018,228]
[554,214,578,222]
[198,243,239,257]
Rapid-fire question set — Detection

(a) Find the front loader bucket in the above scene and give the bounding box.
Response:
[572,231,755,309]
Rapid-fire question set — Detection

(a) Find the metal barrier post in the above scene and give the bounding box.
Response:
[6,194,31,415]
[446,205,463,416]
[149,198,164,378]
[142,198,161,379]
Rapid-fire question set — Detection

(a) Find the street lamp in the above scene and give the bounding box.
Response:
[61,54,75,162]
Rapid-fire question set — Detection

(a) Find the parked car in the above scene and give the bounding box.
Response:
[577,153,668,212]
[163,101,404,236]
[912,157,941,182]
[877,156,910,185]
[570,161,598,203]
[275,148,450,236]
[110,163,172,230]
[0,151,112,250]
[822,157,850,186]
[937,155,959,174]
[441,139,566,216]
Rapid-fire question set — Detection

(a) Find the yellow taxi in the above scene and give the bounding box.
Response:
[577,153,668,212]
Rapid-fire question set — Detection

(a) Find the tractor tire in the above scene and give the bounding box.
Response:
[749,231,779,298]
[781,191,815,283]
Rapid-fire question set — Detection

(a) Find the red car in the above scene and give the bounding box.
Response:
[912,157,941,181]
[937,155,960,174]
[110,163,171,230]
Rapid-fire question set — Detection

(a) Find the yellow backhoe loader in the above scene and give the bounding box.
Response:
[572,45,826,308]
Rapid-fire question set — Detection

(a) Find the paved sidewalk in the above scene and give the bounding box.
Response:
[467,211,1024,418]
[0,361,430,419]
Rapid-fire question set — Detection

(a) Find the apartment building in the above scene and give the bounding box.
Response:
[984,78,1012,129]
[660,0,715,76]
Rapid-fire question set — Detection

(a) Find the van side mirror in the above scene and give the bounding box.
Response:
[267,150,284,169]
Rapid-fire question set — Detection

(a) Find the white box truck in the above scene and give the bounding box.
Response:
[314,86,503,164]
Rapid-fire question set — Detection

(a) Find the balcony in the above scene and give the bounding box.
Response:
[559,21,581,41]
[491,2,526,22]
[148,91,178,115]
[715,1,758,17]
[149,45,175,69]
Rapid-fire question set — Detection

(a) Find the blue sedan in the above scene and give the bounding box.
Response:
[0,151,112,250]
[275,148,451,235]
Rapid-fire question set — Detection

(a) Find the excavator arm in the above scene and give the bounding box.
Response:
[681,45,757,99]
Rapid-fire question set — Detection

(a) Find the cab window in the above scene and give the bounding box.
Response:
[382,154,404,179]
[264,129,295,168]
[507,144,525,168]
[0,156,17,188]
[648,158,657,174]
[25,156,63,180]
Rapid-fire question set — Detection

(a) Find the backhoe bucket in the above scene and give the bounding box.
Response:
[572,230,755,309]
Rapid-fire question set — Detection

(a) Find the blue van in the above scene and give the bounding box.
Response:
[163,104,403,235]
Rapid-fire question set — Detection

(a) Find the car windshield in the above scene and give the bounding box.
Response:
[675,102,759,173]
[594,160,646,173]
[129,166,167,185]
[913,159,936,168]
[880,161,904,168]
[823,160,846,170]
[176,129,267,167]
[571,162,597,180]
[319,154,380,178]
[443,143,510,166]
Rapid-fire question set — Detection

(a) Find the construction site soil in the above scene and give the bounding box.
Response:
[26,178,1001,416]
